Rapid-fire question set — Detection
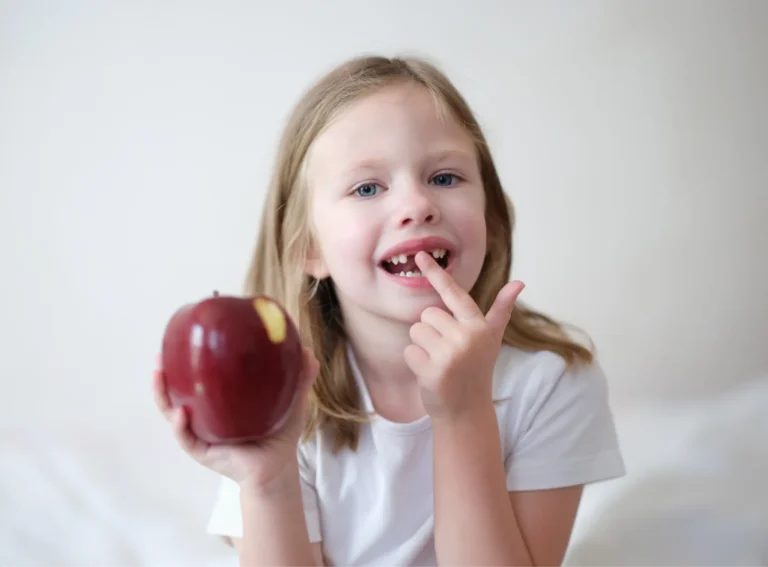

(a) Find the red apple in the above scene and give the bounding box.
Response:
[161,291,303,444]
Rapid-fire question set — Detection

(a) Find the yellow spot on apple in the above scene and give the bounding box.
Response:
[253,298,286,343]
[194,382,204,395]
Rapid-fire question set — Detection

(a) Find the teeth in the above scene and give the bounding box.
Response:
[431,249,446,259]
[388,253,408,265]
[387,249,447,264]
[398,270,422,277]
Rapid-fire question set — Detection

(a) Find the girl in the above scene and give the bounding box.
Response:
[153,55,625,566]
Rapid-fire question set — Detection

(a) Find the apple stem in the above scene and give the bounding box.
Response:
[213,290,219,297]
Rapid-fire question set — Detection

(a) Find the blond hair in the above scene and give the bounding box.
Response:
[244,55,593,452]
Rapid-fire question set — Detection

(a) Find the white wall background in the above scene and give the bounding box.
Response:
[2,0,766,435]
[2,2,768,565]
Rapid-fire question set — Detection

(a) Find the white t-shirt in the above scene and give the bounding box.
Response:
[207,344,626,566]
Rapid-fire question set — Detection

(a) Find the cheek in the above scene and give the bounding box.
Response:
[449,193,487,249]
[446,194,487,288]
[465,214,488,272]
[312,204,377,272]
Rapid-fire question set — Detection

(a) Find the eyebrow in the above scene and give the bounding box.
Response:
[427,149,476,166]
[341,149,476,177]
[341,159,385,177]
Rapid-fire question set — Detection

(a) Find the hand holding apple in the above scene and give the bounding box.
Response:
[154,292,319,488]
[161,291,305,443]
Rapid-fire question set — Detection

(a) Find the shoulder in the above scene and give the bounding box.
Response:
[491,344,608,406]
[492,344,625,489]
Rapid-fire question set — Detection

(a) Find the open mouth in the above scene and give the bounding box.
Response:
[379,248,451,277]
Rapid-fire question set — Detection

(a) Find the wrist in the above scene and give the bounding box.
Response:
[238,460,302,501]
[431,398,497,431]
[236,460,315,567]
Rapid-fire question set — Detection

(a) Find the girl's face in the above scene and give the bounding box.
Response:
[304,83,487,326]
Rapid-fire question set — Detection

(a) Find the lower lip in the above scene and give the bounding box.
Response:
[380,256,455,289]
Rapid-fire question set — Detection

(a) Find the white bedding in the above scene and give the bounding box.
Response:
[2,380,767,566]
[0,427,237,567]
[566,379,768,565]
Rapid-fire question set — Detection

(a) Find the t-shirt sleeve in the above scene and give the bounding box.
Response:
[206,442,323,542]
[503,357,626,492]
[297,442,323,543]
[206,475,244,538]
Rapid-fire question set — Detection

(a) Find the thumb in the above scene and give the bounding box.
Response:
[485,281,525,339]
[284,347,320,437]
[298,346,320,399]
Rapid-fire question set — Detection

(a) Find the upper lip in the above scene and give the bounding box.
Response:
[378,236,456,264]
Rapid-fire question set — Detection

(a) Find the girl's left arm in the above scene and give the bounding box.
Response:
[406,253,588,566]
[432,404,583,567]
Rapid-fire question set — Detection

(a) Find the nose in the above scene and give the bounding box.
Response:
[394,182,440,227]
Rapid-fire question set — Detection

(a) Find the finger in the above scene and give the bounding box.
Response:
[415,252,481,321]
[420,306,462,342]
[172,406,207,456]
[404,343,432,377]
[409,321,443,354]
[485,281,525,338]
[290,347,320,425]
[300,347,320,394]
[152,367,173,420]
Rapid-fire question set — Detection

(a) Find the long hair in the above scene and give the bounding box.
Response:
[244,55,593,452]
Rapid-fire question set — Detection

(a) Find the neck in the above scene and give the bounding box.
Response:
[339,306,417,386]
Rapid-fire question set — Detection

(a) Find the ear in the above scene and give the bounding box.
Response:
[304,242,330,280]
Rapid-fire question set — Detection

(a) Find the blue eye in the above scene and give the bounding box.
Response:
[431,173,458,187]
[355,183,380,198]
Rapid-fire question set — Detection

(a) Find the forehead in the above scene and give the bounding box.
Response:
[305,83,476,181]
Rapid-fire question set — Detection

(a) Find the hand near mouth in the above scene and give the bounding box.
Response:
[404,251,525,421]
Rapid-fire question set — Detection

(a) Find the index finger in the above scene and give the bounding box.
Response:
[414,251,481,320]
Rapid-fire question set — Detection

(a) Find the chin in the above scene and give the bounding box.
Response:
[394,296,448,323]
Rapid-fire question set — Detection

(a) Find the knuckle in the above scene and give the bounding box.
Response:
[421,307,441,321]
[479,322,495,340]
[454,338,471,355]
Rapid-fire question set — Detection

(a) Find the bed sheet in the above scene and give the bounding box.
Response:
[0,425,237,567]
[2,380,766,566]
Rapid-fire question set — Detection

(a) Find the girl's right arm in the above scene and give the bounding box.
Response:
[231,538,324,567]
[236,467,324,566]
[234,539,325,567]
[153,347,324,566]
